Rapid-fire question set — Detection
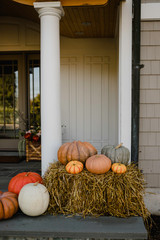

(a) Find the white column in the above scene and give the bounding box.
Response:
[118,0,132,156]
[34,2,64,175]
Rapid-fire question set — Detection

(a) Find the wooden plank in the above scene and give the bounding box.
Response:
[6,0,120,38]
[12,0,109,6]
[62,0,109,6]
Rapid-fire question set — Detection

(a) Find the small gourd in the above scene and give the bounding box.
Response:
[18,182,49,216]
[66,161,83,174]
[111,163,127,174]
[101,143,130,165]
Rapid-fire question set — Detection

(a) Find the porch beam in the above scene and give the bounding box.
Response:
[34,1,64,175]
[13,0,109,6]
[118,0,132,157]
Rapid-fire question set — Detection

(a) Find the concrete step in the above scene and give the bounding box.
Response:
[0,151,21,163]
[144,188,160,216]
[0,151,19,156]
[0,214,148,240]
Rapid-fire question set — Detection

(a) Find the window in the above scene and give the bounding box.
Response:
[0,60,19,139]
[28,59,40,128]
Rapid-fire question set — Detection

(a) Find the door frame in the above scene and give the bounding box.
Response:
[26,53,40,128]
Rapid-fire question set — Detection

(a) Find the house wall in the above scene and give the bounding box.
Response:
[142,0,160,2]
[0,17,40,51]
[139,21,160,187]
[0,17,118,153]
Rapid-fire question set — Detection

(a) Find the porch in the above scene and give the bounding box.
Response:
[0,160,148,240]
[0,0,132,175]
[0,215,147,240]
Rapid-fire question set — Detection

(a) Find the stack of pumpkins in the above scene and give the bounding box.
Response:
[0,172,50,220]
[0,141,130,220]
[58,141,130,175]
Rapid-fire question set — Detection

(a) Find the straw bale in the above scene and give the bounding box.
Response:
[43,162,150,221]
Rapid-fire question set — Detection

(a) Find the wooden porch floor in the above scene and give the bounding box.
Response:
[0,159,41,192]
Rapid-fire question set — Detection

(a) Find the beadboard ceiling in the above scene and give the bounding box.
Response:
[0,0,120,38]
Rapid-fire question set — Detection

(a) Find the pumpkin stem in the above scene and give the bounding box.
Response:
[34,181,39,186]
[25,172,30,176]
[115,143,123,149]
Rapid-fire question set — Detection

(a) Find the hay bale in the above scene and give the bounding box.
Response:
[43,162,150,221]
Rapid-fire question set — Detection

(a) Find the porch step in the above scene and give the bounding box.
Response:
[0,214,147,239]
[0,151,19,156]
[0,151,21,163]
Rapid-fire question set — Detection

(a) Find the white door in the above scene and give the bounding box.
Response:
[61,56,112,152]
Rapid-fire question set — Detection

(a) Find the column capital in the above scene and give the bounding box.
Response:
[34,2,64,19]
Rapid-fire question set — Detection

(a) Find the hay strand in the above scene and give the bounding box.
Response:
[43,162,150,221]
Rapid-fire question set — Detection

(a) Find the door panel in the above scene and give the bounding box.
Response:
[61,56,110,152]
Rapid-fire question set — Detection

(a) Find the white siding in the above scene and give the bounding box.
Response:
[142,0,160,3]
[140,21,160,187]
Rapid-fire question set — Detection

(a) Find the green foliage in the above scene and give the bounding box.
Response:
[0,75,19,138]
[30,93,40,128]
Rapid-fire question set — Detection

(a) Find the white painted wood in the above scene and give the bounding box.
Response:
[141,3,160,20]
[118,0,132,155]
[61,54,112,153]
[34,2,64,175]
[60,38,118,152]
[0,17,40,51]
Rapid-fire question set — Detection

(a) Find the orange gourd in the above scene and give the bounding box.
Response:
[86,154,111,174]
[111,163,127,174]
[66,161,84,174]
[8,172,43,195]
[0,191,18,220]
[58,141,97,165]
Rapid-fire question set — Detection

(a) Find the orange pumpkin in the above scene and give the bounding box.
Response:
[8,172,43,195]
[86,154,111,174]
[111,163,127,174]
[66,161,84,174]
[58,141,97,165]
[0,191,18,220]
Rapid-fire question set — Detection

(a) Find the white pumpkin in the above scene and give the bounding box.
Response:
[18,182,50,216]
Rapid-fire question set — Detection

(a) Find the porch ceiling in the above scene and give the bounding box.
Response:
[1,0,120,38]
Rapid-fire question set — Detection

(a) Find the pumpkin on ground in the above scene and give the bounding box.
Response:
[18,182,50,216]
[111,163,127,174]
[85,154,111,174]
[58,141,97,165]
[101,143,130,165]
[8,172,43,195]
[66,161,83,174]
[0,191,18,220]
